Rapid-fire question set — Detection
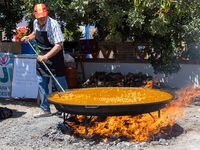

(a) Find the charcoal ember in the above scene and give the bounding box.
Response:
[104,81,124,87]
[82,71,153,88]
[116,82,124,87]
[105,72,124,86]
[82,72,107,87]
[190,96,200,106]
[97,81,104,86]
[57,123,74,135]
[105,72,123,81]
[91,72,106,80]
[150,124,183,142]
[125,72,153,87]
[82,79,90,87]
[146,76,153,81]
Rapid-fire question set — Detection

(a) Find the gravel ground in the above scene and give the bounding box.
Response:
[0,94,200,150]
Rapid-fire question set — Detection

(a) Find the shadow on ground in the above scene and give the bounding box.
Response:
[11,109,26,118]
[54,121,184,144]
[192,96,200,106]
[152,123,184,141]
[0,98,38,107]
[0,108,26,122]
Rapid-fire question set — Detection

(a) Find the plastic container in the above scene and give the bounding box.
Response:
[21,42,35,54]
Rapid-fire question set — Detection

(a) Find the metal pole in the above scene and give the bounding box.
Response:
[27,40,65,92]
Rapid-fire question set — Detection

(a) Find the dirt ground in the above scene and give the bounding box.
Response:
[0,95,200,150]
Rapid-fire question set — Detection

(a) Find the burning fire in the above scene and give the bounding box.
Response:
[66,85,200,142]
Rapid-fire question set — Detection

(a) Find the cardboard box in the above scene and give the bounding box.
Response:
[0,42,21,54]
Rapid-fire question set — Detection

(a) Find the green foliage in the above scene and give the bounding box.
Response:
[0,0,24,40]
[2,0,200,74]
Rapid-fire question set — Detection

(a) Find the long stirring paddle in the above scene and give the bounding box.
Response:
[27,40,65,92]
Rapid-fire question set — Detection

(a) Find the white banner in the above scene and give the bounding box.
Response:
[0,53,13,98]
[11,58,38,98]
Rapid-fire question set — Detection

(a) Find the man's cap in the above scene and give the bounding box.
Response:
[34,3,48,19]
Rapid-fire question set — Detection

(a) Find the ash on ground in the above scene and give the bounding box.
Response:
[41,120,183,150]
[1,89,200,150]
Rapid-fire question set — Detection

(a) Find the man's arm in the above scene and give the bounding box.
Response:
[21,32,36,41]
[37,19,64,62]
[37,42,62,62]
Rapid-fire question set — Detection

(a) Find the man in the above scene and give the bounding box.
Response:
[22,3,68,118]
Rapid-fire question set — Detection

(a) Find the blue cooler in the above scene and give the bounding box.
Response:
[21,42,35,54]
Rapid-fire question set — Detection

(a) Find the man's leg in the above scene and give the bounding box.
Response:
[54,76,68,91]
[37,75,51,112]
[53,76,68,117]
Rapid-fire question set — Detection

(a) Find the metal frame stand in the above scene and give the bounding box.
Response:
[63,112,70,123]
[62,110,162,138]
[148,110,161,121]
[62,113,92,138]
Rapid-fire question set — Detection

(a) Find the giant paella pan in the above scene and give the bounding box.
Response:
[47,87,173,116]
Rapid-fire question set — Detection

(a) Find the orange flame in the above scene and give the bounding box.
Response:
[144,79,160,88]
[144,80,153,88]
[66,85,200,142]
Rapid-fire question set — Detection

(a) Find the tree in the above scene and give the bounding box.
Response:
[0,0,24,40]
[3,0,200,74]
[74,0,200,74]
[72,0,200,74]
[40,0,200,74]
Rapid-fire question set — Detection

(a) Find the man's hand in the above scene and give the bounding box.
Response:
[21,32,36,42]
[37,55,48,62]
[21,36,29,42]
